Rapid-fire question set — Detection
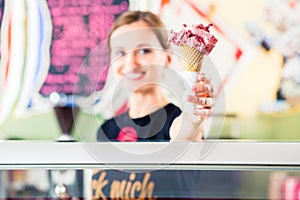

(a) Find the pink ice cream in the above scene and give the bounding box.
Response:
[168,23,218,54]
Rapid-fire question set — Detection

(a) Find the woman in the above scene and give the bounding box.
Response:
[92,10,222,200]
[97,10,215,142]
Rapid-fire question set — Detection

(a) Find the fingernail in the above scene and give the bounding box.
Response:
[187,95,193,101]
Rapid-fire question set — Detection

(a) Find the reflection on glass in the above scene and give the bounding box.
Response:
[1,169,300,199]
[0,170,83,199]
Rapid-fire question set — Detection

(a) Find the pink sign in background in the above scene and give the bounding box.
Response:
[40,0,129,96]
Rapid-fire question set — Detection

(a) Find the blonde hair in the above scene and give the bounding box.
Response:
[107,10,170,50]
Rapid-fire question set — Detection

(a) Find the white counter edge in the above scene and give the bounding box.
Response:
[0,141,299,169]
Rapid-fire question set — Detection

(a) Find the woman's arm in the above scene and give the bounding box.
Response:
[170,73,215,141]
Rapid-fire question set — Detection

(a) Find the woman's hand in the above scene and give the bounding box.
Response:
[170,72,215,141]
[187,73,215,120]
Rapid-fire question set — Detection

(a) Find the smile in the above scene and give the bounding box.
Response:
[125,72,146,80]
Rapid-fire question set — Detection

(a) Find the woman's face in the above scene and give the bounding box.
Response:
[109,20,171,92]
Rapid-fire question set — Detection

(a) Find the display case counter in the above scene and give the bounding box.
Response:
[0,141,300,199]
[1,141,300,168]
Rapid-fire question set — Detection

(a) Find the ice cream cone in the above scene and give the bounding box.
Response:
[180,45,204,72]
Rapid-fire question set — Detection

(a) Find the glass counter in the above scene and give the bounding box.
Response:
[1,141,300,199]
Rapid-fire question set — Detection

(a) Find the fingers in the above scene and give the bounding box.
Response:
[197,73,211,83]
[191,73,215,98]
[192,83,214,97]
[188,72,215,119]
[187,96,215,108]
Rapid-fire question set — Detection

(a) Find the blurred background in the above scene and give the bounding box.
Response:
[0,0,300,141]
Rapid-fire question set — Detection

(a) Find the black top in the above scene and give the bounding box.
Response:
[97,103,181,142]
[94,104,241,199]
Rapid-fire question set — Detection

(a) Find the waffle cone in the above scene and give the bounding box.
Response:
[180,46,204,72]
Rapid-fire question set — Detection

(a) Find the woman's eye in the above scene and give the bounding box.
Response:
[114,50,126,58]
[138,48,152,55]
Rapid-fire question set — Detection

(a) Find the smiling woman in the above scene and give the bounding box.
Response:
[97,10,216,142]
[92,11,218,197]
[109,25,169,91]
